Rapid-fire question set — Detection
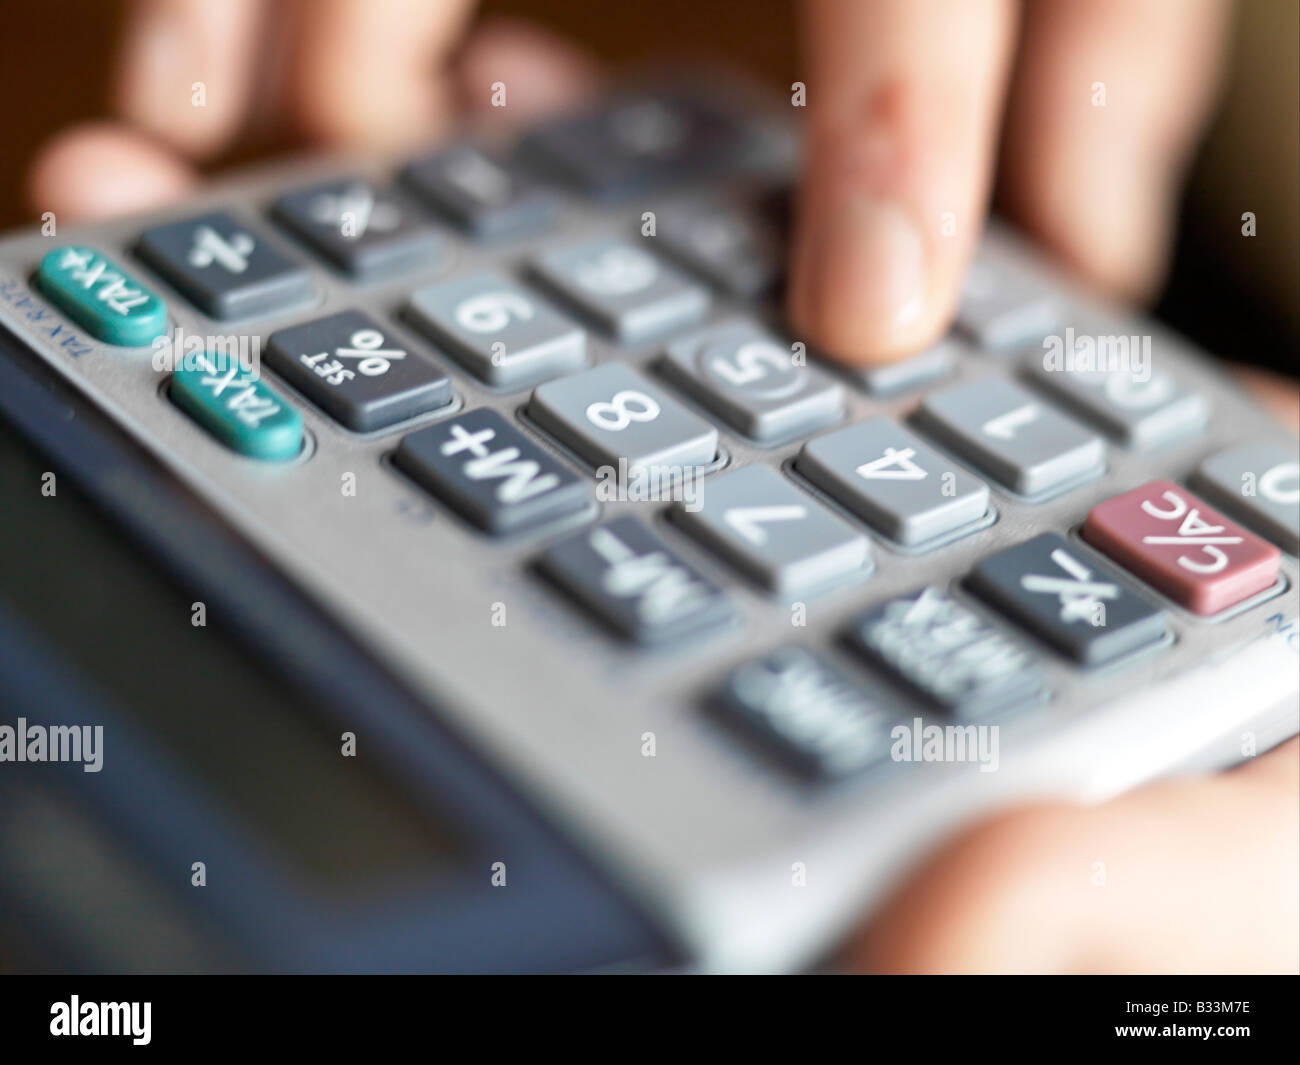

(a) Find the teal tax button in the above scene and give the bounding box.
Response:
[170,352,303,461]
[36,245,167,347]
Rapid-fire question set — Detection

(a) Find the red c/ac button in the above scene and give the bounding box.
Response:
[1082,479,1280,616]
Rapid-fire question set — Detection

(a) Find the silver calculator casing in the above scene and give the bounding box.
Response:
[0,116,1296,972]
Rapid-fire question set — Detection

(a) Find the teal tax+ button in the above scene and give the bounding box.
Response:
[36,246,167,346]
[170,353,302,461]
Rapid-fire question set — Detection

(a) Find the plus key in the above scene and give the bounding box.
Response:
[1082,479,1280,615]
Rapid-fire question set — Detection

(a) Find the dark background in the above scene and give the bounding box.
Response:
[0,0,1294,376]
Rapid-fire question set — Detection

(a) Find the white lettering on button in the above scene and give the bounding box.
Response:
[1140,489,1241,574]
[188,226,254,273]
[723,505,806,545]
[589,527,710,624]
[58,249,150,315]
[981,404,1039,440]
[440,423,558,503]
[1261,462,1300,506]
[1020,548,1119,624]
[856,446,927,480]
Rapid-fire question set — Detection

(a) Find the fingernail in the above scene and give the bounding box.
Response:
[813,195,927,339]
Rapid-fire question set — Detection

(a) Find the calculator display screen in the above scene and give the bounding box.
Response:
[0,417,467,889]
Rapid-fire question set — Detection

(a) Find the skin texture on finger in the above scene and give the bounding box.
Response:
[852,738,1299,974]
[285,0,476,150]
[998,0,1232,302]
[453,16,603,126]
[115,0,266,159]
[24,122,197,224]
[789,0,1018,366]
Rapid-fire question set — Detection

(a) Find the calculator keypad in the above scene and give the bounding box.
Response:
[967,533,1167,666]
[916,377,1105,496]
[660,320,844,443]
[136,211,312,320]
[538,516,733,644]
[530,238,709,342]
[796,417,989,546]
[266,311,450,432]
[25,85,1296,804]
[271,179,441,281]
[406,272,587,389]
[672,464,870,597]
[528,363,718,474]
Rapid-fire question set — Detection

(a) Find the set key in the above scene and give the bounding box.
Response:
[266,311,450,432]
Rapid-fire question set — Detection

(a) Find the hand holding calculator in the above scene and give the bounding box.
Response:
[1,3,1295,974]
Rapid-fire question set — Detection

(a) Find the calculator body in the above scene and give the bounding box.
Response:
[0,84,1296,973]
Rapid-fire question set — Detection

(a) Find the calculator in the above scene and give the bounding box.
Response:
[0,78,1296,974]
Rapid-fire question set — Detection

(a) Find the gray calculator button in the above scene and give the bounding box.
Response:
[717,647,891,778]
[661,320,844,443]
[673,464,870,596]
[401,145,555,240]
[538,516,733,644]
[1196,442,1300,553]
[520,91,756,201]
[655,201,780,297]
[528,363,718,474]
[853,336,962,396]
[845,586,1044,715]
[916,378,1104,496]
[967,533,1167,666]
[958,257,1061,351]
[405,272,587,389]
[1028,357,1207,449]
[394,408,588,534]
[530,238,709,342]
[266,311,450,432]
[797,418,989,545]
[136,211,312,320]
[270,179,440,280]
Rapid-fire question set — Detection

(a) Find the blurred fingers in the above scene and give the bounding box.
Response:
[998,0,1232,301]
[25,122,197,223]
[789,0,1018,365]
